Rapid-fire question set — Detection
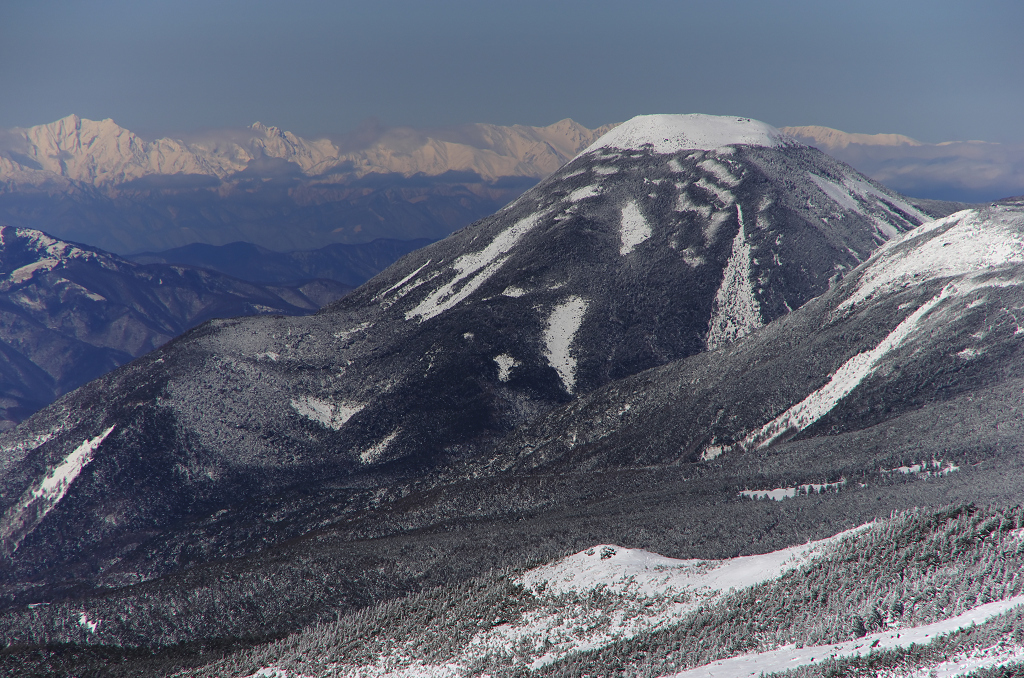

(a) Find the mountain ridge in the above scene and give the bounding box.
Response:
[0,115,619,189]
[0,225,352,429]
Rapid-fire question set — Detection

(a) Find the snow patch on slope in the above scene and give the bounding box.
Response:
[706,205,762,350]
[566,185,600,202]
[740,479,846,501]
[494,354,520,382]
[580,114,791,156]
[543,296,588,393]
[0,426,115,554]
[406,212,546,322]
[619,201,653,254]
[698,159,742,187]
[290,397,362,430]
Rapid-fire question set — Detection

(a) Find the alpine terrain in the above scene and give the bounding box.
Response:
[0,226,351,429]
[0,116,616,253]
[0,115,1014,677]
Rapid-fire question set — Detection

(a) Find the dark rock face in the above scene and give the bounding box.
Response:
[0,226,351,428]
[0,116,943,637]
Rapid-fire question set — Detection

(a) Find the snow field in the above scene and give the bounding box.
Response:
[406,212,547,322]
[542,296,588,393]
[619,200,653,255]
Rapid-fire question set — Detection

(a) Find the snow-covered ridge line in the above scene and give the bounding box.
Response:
[580,114,794,157]
[836,208,1024,314]
[0,426,115,555]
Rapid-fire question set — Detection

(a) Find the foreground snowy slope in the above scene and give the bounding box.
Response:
[176,507,1024,678]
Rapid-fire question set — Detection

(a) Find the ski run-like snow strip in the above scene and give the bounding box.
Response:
[0,426,115,553]
[665,595,1024,678]
[361,430,399,465]
[406,212,546,322]
[542,296,588,393]
[376,260,431,300]
[619,200,653,254]
[706,205,762,350]
[704,268,1024,461]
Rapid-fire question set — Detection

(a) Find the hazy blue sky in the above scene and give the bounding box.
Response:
[2,0,1022,142]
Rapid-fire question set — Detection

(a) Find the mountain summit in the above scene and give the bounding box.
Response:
[581,114,792,155]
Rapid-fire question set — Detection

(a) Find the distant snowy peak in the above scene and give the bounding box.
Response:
[0,115,617,188]
[580,114,794,156]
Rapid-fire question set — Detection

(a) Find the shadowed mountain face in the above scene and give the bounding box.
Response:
[0,226,352,429]
[0,115,939,605]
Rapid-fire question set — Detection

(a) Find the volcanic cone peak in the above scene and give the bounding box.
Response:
[578,113,795,157]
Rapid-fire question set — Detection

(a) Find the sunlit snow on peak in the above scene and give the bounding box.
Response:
[579,114,793,157]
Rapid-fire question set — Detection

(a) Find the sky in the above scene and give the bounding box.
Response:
[1,0,1023,143]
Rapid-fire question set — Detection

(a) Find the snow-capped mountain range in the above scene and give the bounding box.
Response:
[0,115,617,189]
[0,116,618,253]
[783,124,1024,203]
